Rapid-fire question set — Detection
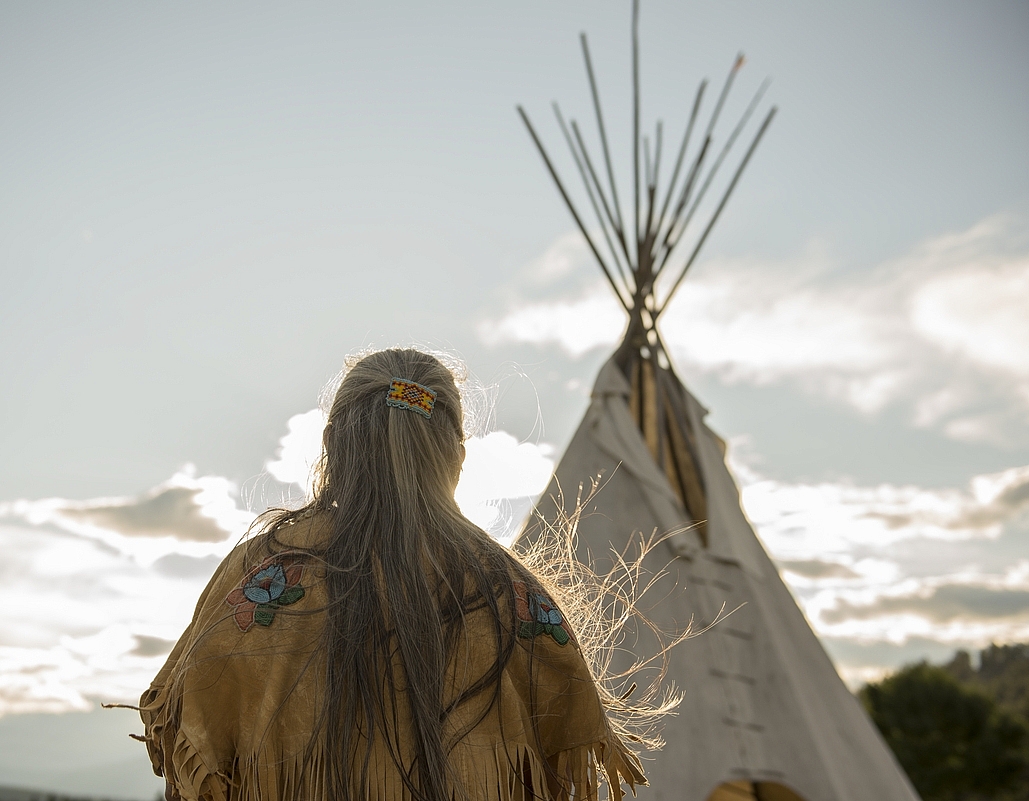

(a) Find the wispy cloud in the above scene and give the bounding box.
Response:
[0,519,217,715]
[266,408,555,537]
[778,559,860,580]
[480,214,1029,445]
[60,486,235,543]
[265,409,327,495]
[455,432,554,537]
[741,462,1029,557]
[821,581,1029,626]
[1,466,254,551]
[0,467,256,716]
[479,290,625,358]
[723,438,1029,684]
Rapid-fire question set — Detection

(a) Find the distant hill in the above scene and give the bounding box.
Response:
[0,786,152,801]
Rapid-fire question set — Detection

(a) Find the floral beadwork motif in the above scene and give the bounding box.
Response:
[513,580,575,647]
[385,378,437,418]
[226,554,305,632]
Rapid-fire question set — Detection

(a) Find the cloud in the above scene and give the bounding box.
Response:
[822,583,1029,625]
[739,462,1029,563]
[0,626,180,717]
[477,233,630,357]
[726,440,1029,664]
[265,408,555,537]
[151,553,223,579]
[478,288,624,358]
[0,467,259,716]
[911,257,1029,378]
[822,636,965,688]
[458,432,555,500]
[809,573,1029,650]
[1,466,255,551]
[454,432,555,535]
[61,487,230,543]
[522,231,596,287]
[3,399,1025,716]
[265,409,327,494]
[778,560,860,580]
[0,516,217,715]
[480,214,1029,444]
[131,635,176,658]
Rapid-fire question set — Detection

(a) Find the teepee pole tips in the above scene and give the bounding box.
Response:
[656,105,777,318]
[580,34,627,241]
[517,105,634,312]
[553,102,635,295]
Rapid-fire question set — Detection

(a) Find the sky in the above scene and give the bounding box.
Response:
[1,1,1028,797]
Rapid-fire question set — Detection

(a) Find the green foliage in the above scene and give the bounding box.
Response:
[860,661,1029,801]
[946,644,1029,726]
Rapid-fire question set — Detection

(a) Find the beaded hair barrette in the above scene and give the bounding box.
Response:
[386,378,437,419]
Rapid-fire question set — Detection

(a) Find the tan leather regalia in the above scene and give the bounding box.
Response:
[139,514,645,801]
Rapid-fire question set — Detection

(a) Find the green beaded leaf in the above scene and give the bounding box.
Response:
[518,619,572,646]
[548,624,570,646]
[277,585,305,606]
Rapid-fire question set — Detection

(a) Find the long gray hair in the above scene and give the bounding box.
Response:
[262,349,521,801]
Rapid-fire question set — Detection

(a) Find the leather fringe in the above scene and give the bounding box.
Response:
[171,729,230,801]
[547,737,644,801]
[143,682,642,801]
[147,737,642,801]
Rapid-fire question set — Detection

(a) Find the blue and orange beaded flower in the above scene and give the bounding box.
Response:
[225,554,305,632]
[513,580,575,647]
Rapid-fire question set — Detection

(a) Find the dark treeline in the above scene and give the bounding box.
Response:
[860,644,1029,801]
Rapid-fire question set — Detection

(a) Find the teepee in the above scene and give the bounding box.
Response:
[515,6,921,801]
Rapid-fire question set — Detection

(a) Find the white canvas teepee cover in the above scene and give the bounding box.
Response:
[526,359,920,801]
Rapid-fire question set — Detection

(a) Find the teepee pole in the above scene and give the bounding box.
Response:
[518,106,633,312]
[655,79,770,277]
[648,334,666,467]
[580,34,627,242]
[553,103,634,294]
[641,121,661,250]
[701,53,746,153]
[655,54,743,264]
[652,120,664,194]
[653,80,706,247]
[641,134,655,253]
[570,120,637,277]
[654,135,709,272]
[643,136,652,192]
[656,105,777,317]
[631,0,642,255]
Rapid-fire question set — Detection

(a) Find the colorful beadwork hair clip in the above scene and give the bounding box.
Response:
[386,378,437,419]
